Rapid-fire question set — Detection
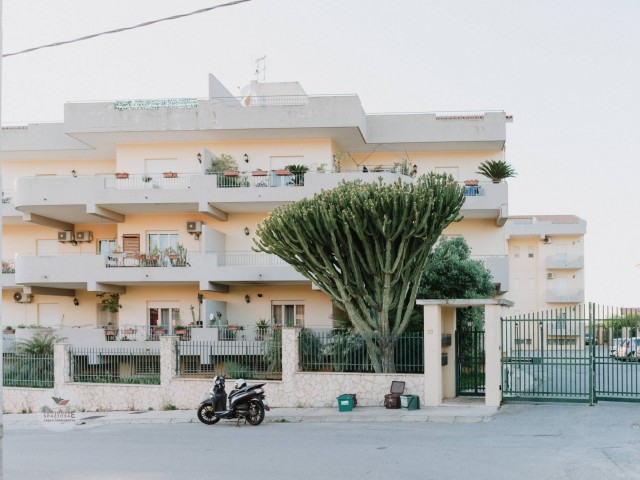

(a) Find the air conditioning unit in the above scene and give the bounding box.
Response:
[13,292,33,303]
[547,272,555,279]
[75,231,93,242]
[58,230,74,242]
[187,221,202,234]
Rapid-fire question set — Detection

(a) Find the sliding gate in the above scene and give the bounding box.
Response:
[501,304,640,403]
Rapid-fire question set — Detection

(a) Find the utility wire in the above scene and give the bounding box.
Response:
[3,0,251,58]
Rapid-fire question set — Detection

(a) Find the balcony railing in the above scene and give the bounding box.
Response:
[215,251,288,267]
[104,173,191,190]
[104,251,189,268]
[546,255,584,270]
[546,289,585,303]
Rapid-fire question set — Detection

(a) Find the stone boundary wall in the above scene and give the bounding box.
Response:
[3,329,424,413]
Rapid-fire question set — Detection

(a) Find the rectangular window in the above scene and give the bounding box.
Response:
[272,302,305,327]
[147,232,178,254]
[97,239,117,255]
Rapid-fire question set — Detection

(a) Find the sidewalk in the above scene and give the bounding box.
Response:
[4,400,498,428]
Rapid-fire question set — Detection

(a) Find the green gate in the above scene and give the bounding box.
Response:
[456,330,485,396]
[501,304,640,403]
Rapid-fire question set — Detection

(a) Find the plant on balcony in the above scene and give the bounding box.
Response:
[254,319,270,341]
[285,164,308,186]
[115,172,129,179]
[332,152,344,172]
[252,169,267,176]
[206,153,237,174]
[476,160,516,183]
[3,325,15,334]
[104,322,117,337]
[97,292,122,313]
[163,172,178,178]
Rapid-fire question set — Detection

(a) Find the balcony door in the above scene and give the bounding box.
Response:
[148,302,180,333]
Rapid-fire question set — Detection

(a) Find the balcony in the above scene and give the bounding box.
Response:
[471,255,509,293]
[13,171,508,228]
[14,251,307,293]
[546,289,585,303]
[1,259,17,289]
[546,255,584,270]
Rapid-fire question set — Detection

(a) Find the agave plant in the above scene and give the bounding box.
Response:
[476,160,517,183]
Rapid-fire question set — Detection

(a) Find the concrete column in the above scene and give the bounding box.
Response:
[281,327,299,384]
[54,343,71,387]
[423,305,443,406]
[160,336,177,386]
[484,305,507,407]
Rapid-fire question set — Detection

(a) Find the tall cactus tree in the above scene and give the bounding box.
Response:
[254,174,465,372]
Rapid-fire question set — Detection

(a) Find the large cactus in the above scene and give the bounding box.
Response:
[254,174,465,372]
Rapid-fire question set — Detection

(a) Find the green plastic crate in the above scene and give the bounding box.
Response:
[337,394,354,412]
[400,395,420,410]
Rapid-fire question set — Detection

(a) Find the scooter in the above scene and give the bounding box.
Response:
[197,376,270,426]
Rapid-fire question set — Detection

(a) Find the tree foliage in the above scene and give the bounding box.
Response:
[419,236,495,300]
[254,175,465,371]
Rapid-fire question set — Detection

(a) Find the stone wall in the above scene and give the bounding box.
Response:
[3,329,424,413]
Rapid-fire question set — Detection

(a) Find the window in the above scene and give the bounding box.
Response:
[528,246,534,258]
[148,303,181,334]
[147,232,178,254]
[97,239,117,255]
[272,302,305,327]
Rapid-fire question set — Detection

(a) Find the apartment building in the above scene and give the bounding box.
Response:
[505,215,587,316]
[1,74,514,341]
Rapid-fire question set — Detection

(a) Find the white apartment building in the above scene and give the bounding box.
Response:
[0,73,555,342]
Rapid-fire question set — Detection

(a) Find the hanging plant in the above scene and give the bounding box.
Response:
[96,292,122,313]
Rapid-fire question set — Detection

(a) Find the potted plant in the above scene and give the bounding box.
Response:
[476,160,517,183]
[174,325,187,336]
[252,169,267,176]
[153,325,166,335]
[3,325,15,334]
[104,322,117,337]
[254,319,269,341]
[223,170,240,177]
[285,164,309,186]
[97,292,122,313]
[115,172,129,179]
[163,172,178,178]
[122,327,137,335]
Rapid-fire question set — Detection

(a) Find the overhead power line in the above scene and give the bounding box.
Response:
[3,0,251,58]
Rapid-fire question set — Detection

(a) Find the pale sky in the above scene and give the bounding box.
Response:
[2,0,639,306]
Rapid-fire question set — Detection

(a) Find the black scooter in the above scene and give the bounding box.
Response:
[197,376,270,426]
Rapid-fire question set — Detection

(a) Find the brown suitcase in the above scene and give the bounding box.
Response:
[384,381,405,409]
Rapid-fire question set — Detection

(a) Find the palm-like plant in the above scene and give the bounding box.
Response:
[15,330,58,355]
[476,160,516,183]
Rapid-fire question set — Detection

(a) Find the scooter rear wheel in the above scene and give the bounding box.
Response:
[197,404,220,425]
[246,399,265,426]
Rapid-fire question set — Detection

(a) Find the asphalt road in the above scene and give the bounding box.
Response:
[5,402,640,480]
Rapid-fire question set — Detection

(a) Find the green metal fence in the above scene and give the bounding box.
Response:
[456,330,485,396]
[297,330,424,373]
[3,353,54,388]
[70,347,160,385]
[175,337,282,380]
[501,304,640,404]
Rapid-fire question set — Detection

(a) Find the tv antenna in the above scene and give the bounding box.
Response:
[255,56,266,82]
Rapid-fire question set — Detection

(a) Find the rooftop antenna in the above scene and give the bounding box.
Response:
[255,56,266,82]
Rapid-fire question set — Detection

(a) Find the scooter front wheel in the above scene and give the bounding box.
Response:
[197,404,220,425]
[246,399,265,426]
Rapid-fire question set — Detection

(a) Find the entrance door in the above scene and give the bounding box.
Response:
[456,329,486,396]
[148,302,180,335]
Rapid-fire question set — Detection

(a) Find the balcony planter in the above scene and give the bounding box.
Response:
[163,172,178,178]
[223,170,240,177]
[3,328,15,334]
[115,173,129,179]
[275,169,291,176]
[252,170,268,176]
[464,180,479,186]
[153,327,166,335]
[123,328,136,335]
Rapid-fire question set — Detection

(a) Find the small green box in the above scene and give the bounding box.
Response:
[337,394,354,412]
[400,395,420,410]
